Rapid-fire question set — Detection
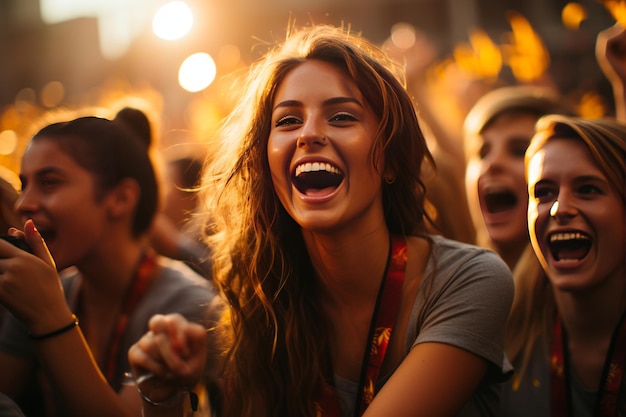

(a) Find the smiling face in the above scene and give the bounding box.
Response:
[267,59,384,234]
[16,139,113,271]
[465,111,537,252]
[527,138,625,292]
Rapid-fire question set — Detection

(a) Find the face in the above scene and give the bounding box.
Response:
[527,138,625,292]
[465,112,537,250]
[16,139,114,271]
[267,60,384,234]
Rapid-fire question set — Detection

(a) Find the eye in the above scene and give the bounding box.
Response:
[478,143,491,160]
[274,115,302,128]
[39,176,62,191]
[532,183,555,203]
[576,183,602,196]
[509,138,530,158]
[329,112,357,123]
[511,143,528,158]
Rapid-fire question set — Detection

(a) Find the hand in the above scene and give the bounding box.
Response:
[128,313,208,404]
[597,23,626,86]
[0,219,72,332]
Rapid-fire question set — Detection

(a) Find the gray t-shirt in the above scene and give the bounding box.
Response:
[0,255,218,416]
[334,235,514,417]
[499,334,599,417]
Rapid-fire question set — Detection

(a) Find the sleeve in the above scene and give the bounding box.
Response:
[0,312,34,358]
[412,245,514,375]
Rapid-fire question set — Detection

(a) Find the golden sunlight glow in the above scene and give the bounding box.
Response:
[561,3,587,30]
[0,130,17,155]
[577,91,607,118]
[453,29,502,79]
[604,0,626,26]
[502,12,550,82]
[179,52,217,93]
[153,1,193,41]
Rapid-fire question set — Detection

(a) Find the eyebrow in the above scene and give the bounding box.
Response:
[273,96,362,111]
[20,166,65,182]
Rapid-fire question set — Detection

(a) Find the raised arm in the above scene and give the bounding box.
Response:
[596,23,626,122]
[0,220,140,417]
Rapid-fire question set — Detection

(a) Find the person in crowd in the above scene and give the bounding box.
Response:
[596,22,626,123]
[0,167,20,235]
[151,145,213,279]
[463,85,573,271]
[500,115,626,416]
[128,24,514,417]
[0,115,218,417]
[0,170,21,325]
[113,107,213,279]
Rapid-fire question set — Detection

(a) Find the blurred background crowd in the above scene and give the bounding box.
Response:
[0,0,620,181]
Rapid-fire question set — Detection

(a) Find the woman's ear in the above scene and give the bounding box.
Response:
[106,178,141,220]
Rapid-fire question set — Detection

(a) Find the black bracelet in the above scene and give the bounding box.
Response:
[29,315,79,340]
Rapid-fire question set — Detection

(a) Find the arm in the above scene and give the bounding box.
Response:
[596,23,626,122]
[364,244,514,416]
[0,220,139,417]
[363,343,487,417]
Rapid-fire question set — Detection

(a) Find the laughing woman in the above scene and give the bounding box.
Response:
[500,115,626,416]
[0,116,217,417]
[128,25,514,417]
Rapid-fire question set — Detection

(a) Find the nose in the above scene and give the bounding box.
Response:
[481,146,507,174]
[549,191,578,222]
[296,133,327,148]
[14,186,37,219]
[296,117,327,149]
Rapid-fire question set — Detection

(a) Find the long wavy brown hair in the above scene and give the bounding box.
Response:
[200,24,434,417]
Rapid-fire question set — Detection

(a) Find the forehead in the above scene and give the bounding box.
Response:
[480,112,538,142]
[527,138,599,182]
[274,60,362,101]
[21,138,87,175]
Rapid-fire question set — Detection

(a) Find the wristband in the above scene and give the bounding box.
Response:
[135,373,199,412]
[29,315,79,340]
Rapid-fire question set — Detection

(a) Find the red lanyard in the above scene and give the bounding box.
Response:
[104,249,158,384]
[317,235,408,417]
[551,312,626,417]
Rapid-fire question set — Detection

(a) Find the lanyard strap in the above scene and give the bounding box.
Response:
[551,311,626,417]
[105,249,158,383]
[316,235,408,417]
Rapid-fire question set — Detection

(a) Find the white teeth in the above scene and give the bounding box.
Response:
[550,232,590,242]
[294,162,341,177]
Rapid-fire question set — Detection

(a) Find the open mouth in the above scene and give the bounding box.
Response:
[548,232,592,261]
[293,162,344,196]
[484,189,518,213]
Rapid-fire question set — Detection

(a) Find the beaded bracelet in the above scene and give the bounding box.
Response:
[29,315,79,340]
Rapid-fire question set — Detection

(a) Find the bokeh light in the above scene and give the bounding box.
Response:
[178,52,217,93]
[153,1,193,41]
[40,81,65,108]
[390,23,416,50]
[0,130,17,156]
[562,2,587,30]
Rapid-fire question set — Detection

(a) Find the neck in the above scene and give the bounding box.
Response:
[493,240,526,271]
[304,225,391,308]
[554,276,626,341]
[77,237,148,307]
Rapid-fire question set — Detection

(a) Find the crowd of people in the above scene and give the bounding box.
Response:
[0,17,623,417]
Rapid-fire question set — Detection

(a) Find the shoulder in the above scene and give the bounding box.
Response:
[428,235,512,283]
[154,256,214,291]
[141,256,219,322]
